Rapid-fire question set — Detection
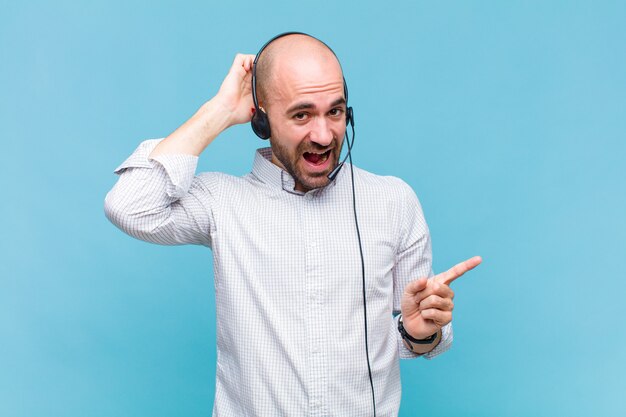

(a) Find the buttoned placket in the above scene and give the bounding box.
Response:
[301,191,328,417]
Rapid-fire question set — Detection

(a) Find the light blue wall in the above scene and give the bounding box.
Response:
[2,1,624,416]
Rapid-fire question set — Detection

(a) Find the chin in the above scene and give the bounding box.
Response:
[297,176,327,192]
[293,154,340,191]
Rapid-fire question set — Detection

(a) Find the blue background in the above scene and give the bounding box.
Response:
[2,1,625,416]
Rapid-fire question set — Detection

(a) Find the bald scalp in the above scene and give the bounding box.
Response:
[256,34,342,107]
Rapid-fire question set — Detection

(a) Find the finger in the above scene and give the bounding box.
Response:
[424,279,454,297]
[231,53,245,71]
[430,280,454,299]
[418,295,454,312]
[414,278,453,303]
[421,309,452,327]
[403,277,428,297]
[243,54,255,71]
[435,255,482,286]
[230,53,254,76]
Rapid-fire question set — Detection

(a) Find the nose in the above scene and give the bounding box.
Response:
[309,116,334,147]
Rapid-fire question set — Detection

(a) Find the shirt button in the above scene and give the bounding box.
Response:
[309,241,317,248]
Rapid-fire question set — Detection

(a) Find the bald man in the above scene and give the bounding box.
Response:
[105,33,480,417]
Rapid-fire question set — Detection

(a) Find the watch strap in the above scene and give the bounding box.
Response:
[398,315,438,345]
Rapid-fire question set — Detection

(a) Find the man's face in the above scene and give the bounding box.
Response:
[264,55,347,192]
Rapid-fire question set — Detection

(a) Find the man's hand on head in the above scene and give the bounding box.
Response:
[215,53,256,127]
[149,53,256,158]
[400,256,482,345]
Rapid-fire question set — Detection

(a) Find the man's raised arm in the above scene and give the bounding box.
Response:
[104,54,255,246]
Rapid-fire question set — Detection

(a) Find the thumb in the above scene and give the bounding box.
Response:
[403,277,428,297]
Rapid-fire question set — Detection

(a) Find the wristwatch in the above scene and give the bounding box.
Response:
[397,315,438,349]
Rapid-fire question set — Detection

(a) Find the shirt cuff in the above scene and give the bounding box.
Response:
[396,314,420,359]
[423,322,453,360]
[396,316,453,359]
[113,138,199,199]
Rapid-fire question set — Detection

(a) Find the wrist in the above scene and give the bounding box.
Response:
[397,315,441,354]
[203,96,235,130]
[211,94,248,129]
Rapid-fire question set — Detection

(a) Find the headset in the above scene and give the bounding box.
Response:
[250,31,353,142]
[250,32,376,417]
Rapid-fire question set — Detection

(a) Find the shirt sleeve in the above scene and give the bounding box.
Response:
[391,179,453,359]
[104,139,217,248]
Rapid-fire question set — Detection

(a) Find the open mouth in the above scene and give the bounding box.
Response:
[303,150,331,166]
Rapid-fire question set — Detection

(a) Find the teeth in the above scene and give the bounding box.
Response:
[303,151,330,165]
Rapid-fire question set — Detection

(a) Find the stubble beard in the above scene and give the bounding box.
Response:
[271,138,341,192]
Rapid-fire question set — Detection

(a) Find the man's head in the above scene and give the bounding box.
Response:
[254,33,348,192]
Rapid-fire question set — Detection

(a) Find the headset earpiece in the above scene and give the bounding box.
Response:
[251,108,271,139]
[346,106,354,127]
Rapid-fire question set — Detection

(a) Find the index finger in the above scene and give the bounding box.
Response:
[435,256,482,286]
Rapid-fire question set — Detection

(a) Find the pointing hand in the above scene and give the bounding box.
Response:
[400,256,482,341]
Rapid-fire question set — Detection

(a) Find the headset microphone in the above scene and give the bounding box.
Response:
[327,106,355,181]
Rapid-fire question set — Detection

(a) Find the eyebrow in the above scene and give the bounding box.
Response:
[285,97,346,115]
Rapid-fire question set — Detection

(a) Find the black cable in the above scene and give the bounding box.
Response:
[346,123,376,417]
[252,32,374,415]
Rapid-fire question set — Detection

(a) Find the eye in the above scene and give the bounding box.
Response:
[293,112,308,121]
[328,108,344,117]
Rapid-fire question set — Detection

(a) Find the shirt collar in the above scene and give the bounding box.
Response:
[251,147,342,196]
